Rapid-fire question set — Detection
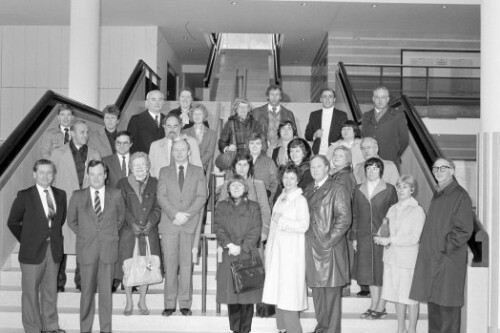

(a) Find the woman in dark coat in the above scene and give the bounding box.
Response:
[215,175,263,333]
[117,152,161,316]
[352,157,397,319]
[330,145,356,199]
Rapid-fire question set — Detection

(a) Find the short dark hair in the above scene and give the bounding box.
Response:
[320,88,336,98]
[247,132,265,145]
[278,162,303,184]
[86,160,108,175]
[277,121,298,139]
[179,88,194,98]
[55,103,74,115]
[231,151,254,177]
[340,120,362,139]
[162,113,181,126]
[115,130,133,144]
[266,84,283,97]
[364,157,385,177]
[311,155,331,172]
[102,104,121,119]
[33,159,56,173]
[287,138,312,162]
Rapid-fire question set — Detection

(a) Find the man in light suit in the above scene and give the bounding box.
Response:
[50,120,101,292]
[149,113,202,178]
[305,88,348,155]
[39,103,74,159]
[127,90,166,154]
[252,84,296,149]
[67,160,125,333]
[88,104,121,158]
[102,131,132,188]
[157,138,207,316]
[7,159,67,333]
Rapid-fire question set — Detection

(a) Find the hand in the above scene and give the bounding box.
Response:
[232,245,241,256]
[227,243,241,256]
[227,144,237,152]
[352,240,357,251]
[175,212,190,225]
[142,221,153,235]
[314,129,323,139]
[374,236,391,246]
[132,223,142,236]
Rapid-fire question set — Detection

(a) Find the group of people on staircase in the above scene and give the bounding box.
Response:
[7,84,473,333]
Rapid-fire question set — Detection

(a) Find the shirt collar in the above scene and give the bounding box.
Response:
[323,107,334,113]
[148,110,161,120]
[436,177,454,192]
[268,104,281,112]
[91,186,105,195]
[176,162,188,170]
[315,176,328,188]
[36,183,51,194]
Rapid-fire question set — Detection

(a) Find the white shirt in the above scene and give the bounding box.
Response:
[320,107,334,155]
[176,162,188,178]
[90,187,105,211]
[117,153,130,177]
[268,104,281,113]
[315,176,329,189]
[36,184,56,225]
[367,179,380,198]
[148,110,161,126]
[60,125,70,136]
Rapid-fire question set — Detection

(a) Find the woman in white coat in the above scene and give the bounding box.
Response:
[262,163,310,333]
[374,175,425,333]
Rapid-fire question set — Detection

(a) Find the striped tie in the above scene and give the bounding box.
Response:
[94,190,103,222]
[44,189,55,228]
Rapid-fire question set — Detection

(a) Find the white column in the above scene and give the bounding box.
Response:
[480,0,500,332]
[68,0,101,108]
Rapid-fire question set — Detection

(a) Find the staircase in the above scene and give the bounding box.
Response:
[0,213,428,333]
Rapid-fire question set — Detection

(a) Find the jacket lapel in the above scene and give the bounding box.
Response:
[61,145,79,187]
[85,188,99,226]
[31,186,49,223]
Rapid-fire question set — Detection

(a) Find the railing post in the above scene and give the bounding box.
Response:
[425,67,430,105]
[201,235,207,313]
[379,66,383,87]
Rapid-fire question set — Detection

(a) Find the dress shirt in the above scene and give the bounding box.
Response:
[375,107,388,122]
[117,153,130,177]
[320,107,334,155]
[367,179,380,198]
[36,184,56,219]
[179,109,190,127]
[148,110,162,127]
[314,176,329,190]
[268,104,281,113]
[60,125,70,135]
[175,162,188,177]
[90,187,105,210]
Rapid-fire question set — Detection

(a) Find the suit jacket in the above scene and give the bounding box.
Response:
[50,143,101,254]
[67,187,125,265]
[157,163,207,235]
[182,126,217,169]
[102,154,127,188]
[39,126,67,159]
[7,186,67,265]
[251,103,296,143]
[149,136,202,178]
[361,107,409,166]
[305,109,348,155]
[168,107,210,129]
[88,127,114,158]
[127,110,166,154]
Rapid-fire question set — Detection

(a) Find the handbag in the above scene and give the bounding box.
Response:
[376,217,390,238]
[215,121,237,171]
[122,236,163,287]
[230,253,265,294]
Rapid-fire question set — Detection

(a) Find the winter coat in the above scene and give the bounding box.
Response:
[218,114,261,153]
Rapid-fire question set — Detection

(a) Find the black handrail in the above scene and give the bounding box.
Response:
[115,59,161,110]
[338,62,363,122]
[0,90,102,179]
[203,33,221,88]
[272,34,282,85]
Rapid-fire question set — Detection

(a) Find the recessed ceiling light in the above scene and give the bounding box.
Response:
[230,1,237,4]
[442,5,447,9]
[371,4,377,8]
[300,2,307,6]
[183,36,188,40]
[189,48,193,52]
[300,38,305,41]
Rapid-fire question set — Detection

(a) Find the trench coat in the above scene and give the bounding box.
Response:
[352,180,397,286]
[215,198,262,304]
[409,178,473,307]
[304,178,351,288]
[262,188,309,311]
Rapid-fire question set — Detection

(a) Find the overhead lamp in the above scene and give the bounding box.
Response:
[371,4,377,8]
[300,38,305,41]
[230,1,237,4]
[442,5,447,9]
[300,2,307,6]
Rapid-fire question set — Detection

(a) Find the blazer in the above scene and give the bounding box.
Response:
[102,154,126,188]
[304,109,348,155]
[88,127,114,158]
[251,103,296,143]
[67,187,125,265]
[168,107,210,129]
[127,110,166,154]
[157,163,207,235]
[50,143,101,254]
[7,186,67,265]
[39,126,67,159]
[182,126,217,169]
[149,136,203,178]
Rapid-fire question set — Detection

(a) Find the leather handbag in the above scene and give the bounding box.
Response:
[215,121,237,171]
[122,236,163,287]
[230,253,265,294]
[377,217,390,238]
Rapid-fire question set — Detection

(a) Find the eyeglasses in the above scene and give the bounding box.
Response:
[432,165,452,173]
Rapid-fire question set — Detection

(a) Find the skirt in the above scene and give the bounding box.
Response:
[381,263,418,305]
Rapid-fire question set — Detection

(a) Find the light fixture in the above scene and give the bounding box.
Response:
[230,1,237,4]
[300,2,307,6]
[300,38,305,41]
[189,48,193,52]
[442,5,447,9]
[183,36,189,40]
[371,3,377,8]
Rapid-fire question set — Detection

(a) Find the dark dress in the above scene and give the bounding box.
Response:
[218,114,261,153]
[115,175,162,281]
[352,180,397,286]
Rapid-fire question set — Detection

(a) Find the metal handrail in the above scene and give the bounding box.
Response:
[271,34,282,85]
[203,33,222,88]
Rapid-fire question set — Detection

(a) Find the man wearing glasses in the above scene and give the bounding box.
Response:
[410,157,473,333]
[149,114,202,178]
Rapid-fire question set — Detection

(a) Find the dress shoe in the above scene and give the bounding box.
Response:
[162,308,175,316]
[357,290,370,297]
[180,308,192,316]
[57,286,64,293]
[75,285,81,292]
[41,330,67,333]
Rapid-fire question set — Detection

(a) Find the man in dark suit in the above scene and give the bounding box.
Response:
[168,88,209,129]
[67,160,125,333]
[361,86,409,168]
[127,90,166,154]
[102,131,132,188]
[157,138,207,316]
[88,104,121,158]
[252,84,296,149]
[7,159,67,333]
[305,88,348,155]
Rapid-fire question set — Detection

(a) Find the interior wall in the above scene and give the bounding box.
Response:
[157,28,181,99]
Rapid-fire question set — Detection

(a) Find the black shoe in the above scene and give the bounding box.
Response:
[57,287,64,293]
[357,290,370,297]
[162,308,175,316]
[111,279,121,293]
[75,285,81,292]
[180,308,192,316]
[41,330,67,333]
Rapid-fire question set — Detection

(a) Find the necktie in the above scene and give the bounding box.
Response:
[121,155,127,177]
[313,185,319,193]
[64,128,69,144]
[44,189,55,228]
[94,190,103,222]
[155,115,160,128]
[272,106,277,114]
[178,165,185,190]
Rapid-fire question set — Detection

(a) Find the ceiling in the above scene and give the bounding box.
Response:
[0,0,480,66]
